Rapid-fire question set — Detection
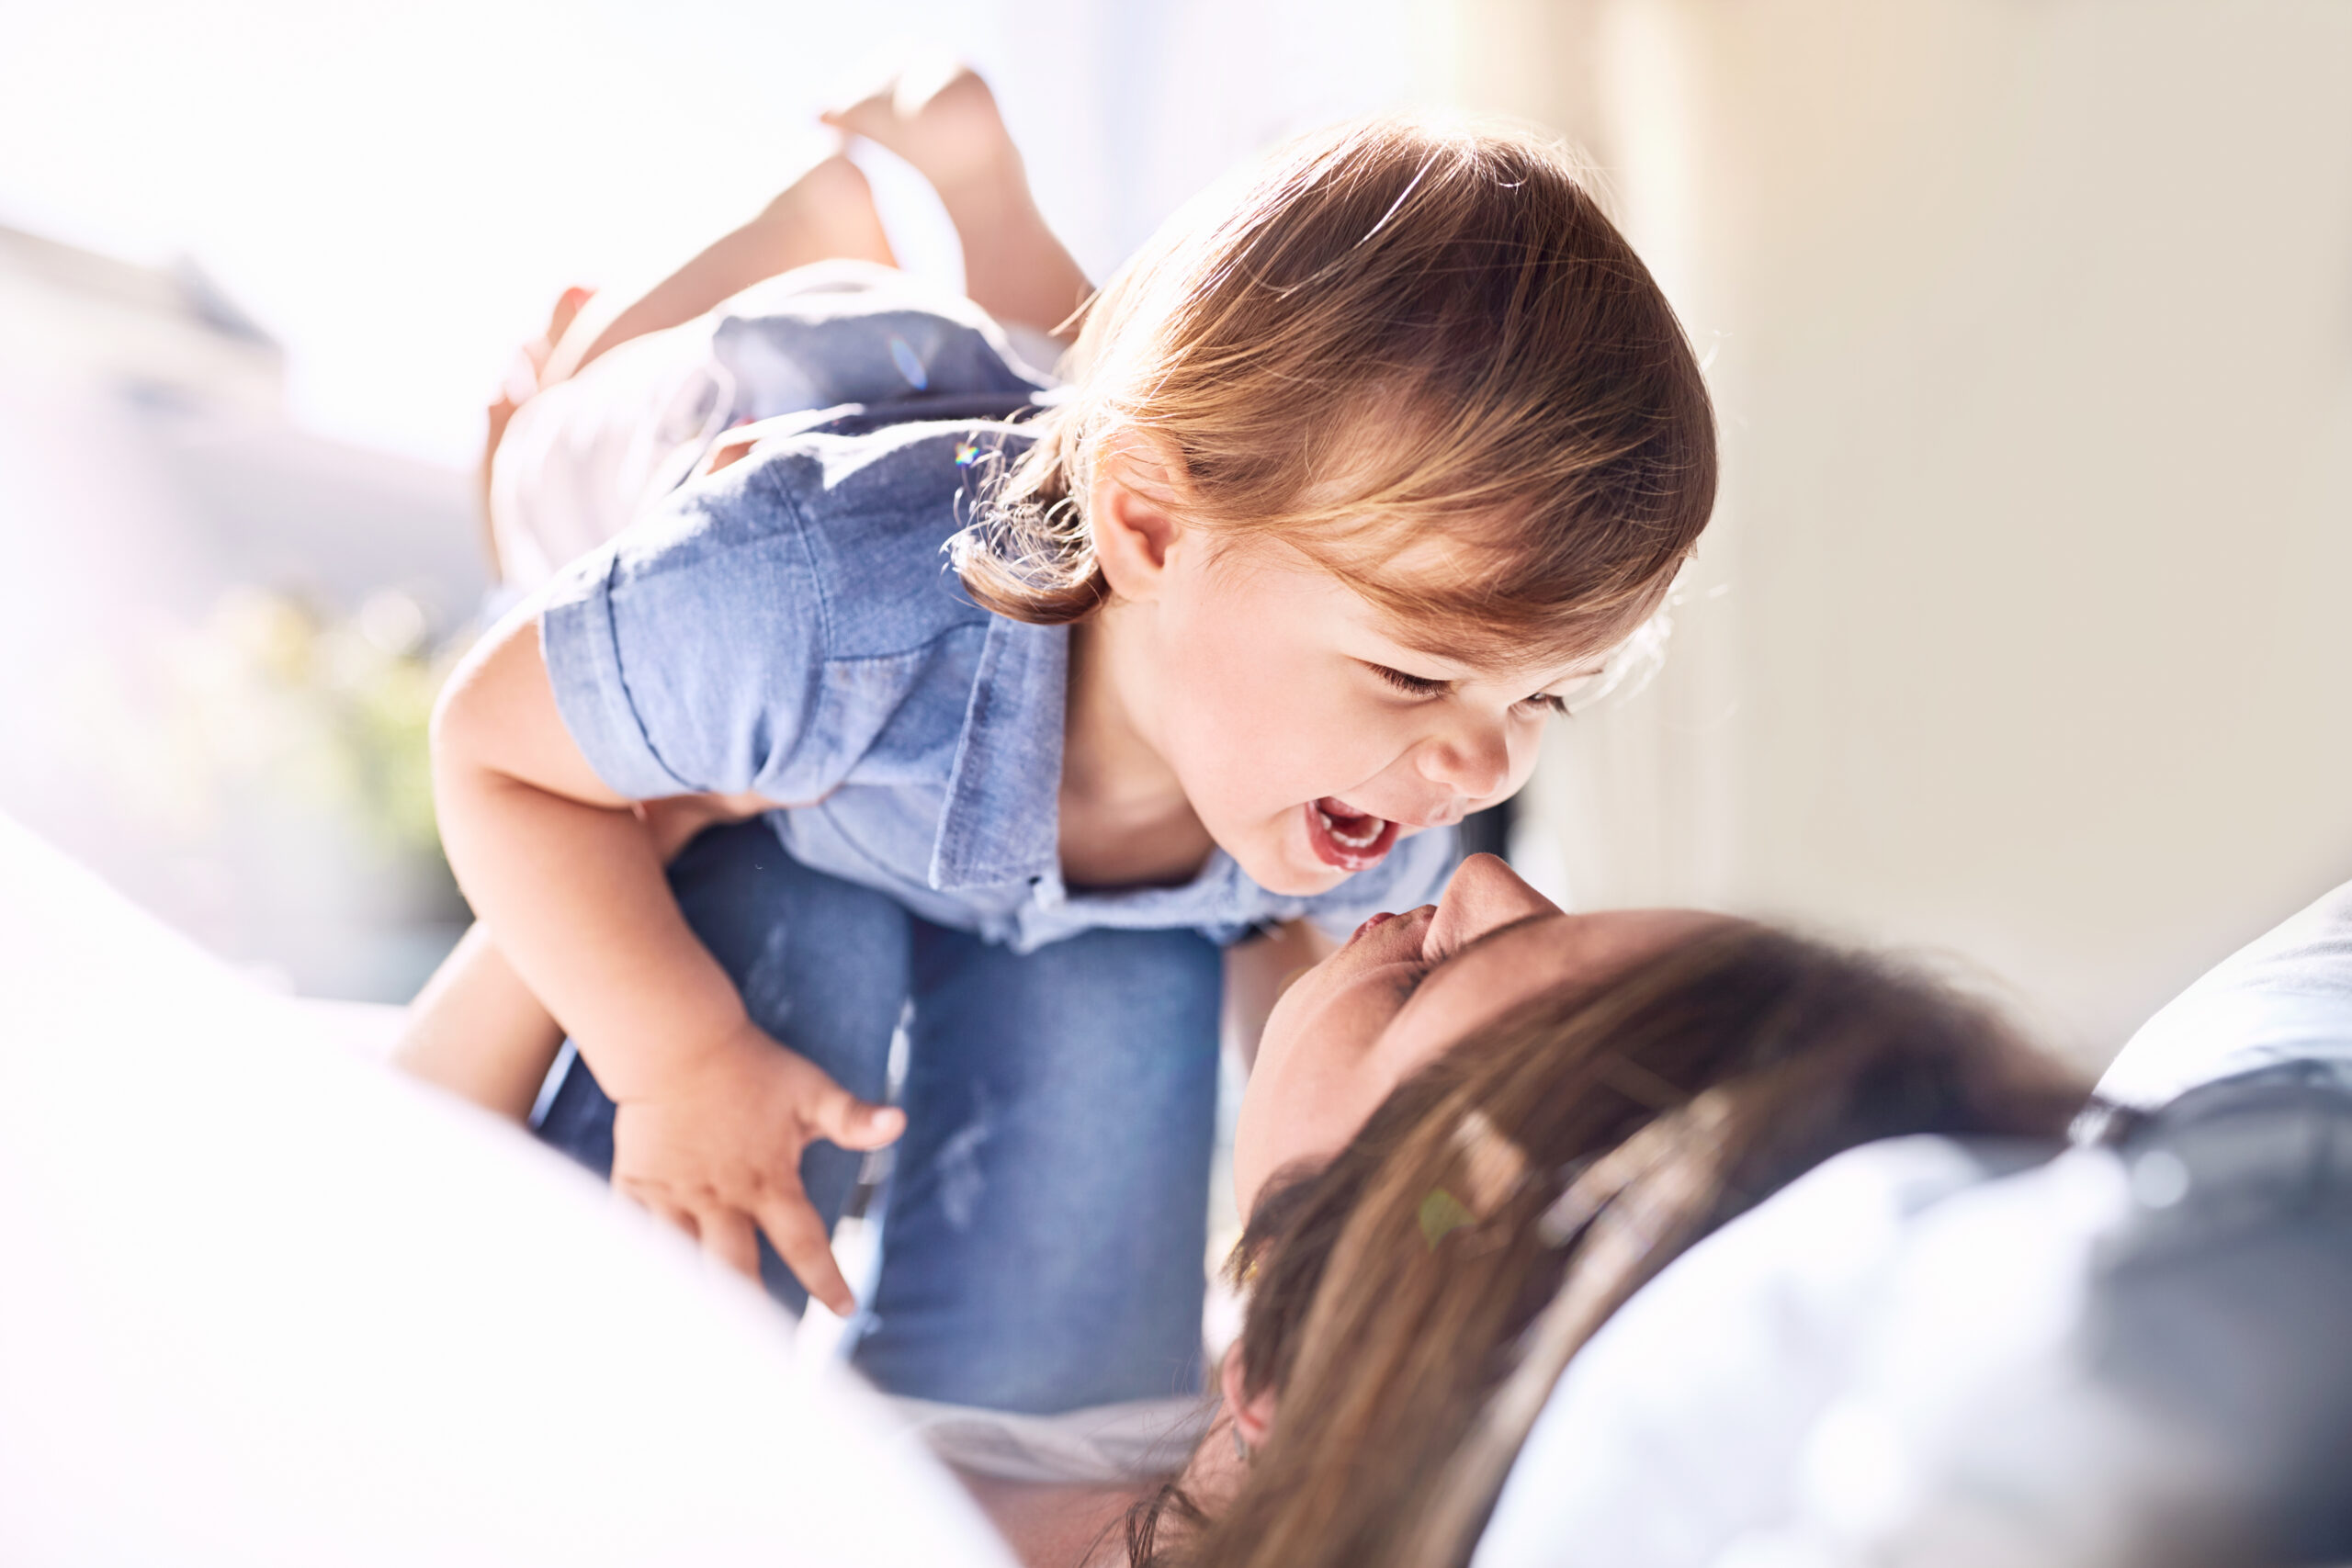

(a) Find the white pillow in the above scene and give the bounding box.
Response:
[1479,876,2352,1568]
[1471,1134,2052,1568]
[2096,876,2352,1109]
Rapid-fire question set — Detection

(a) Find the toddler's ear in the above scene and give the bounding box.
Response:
[1090,431,1190,597]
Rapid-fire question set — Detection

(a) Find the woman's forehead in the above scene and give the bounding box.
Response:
[1394,909,1733,1053]
[1383,915,1583,1054]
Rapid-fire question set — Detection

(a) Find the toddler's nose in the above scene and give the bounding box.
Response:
[1415,724,1512,804]
[1416,798,1467,829]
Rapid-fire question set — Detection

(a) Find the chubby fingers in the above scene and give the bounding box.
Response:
[624,1183,702,1246]
[754,1183,857,1316]
[797,1068,906,1153]
[627,1181,827,1303]
[697,1207,763,1281]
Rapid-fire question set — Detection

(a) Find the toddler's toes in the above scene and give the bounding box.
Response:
[546,284,595,347]
[524,285,596,378]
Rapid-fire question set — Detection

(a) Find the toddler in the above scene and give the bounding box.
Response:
[420,73,1717,1415]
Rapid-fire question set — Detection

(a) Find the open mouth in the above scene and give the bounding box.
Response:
[1305,797,1400,873]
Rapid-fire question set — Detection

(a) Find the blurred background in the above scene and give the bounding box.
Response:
[1,0,2346,1067]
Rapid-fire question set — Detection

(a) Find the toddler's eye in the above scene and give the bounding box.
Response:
[1369,663,1448,699]
[1519,693,1574,718]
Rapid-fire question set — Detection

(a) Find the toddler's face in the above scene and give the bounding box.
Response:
[1125,528,1609,897]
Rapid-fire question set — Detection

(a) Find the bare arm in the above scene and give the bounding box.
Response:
[393,924,566,1122]
[430,608,900,1310]
[393,794,772,1124]
[430,612,745,1089]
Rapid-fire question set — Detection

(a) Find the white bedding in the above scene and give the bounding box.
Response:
[2095,875,2352,1108]
[0,811,1013,1567]
[1477,874,2352,1567]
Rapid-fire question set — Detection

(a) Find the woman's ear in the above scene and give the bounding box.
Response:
[1088,432,1188,603]
[1219,1341,1276,1452]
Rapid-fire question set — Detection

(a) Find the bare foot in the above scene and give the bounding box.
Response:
[821,57,1019,197]
[824,60,1091,340]
[503,286,594,402]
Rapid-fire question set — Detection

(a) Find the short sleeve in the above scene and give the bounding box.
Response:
[537,457,834,803]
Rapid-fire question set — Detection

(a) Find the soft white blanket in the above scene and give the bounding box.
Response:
[0,812,1012,1568]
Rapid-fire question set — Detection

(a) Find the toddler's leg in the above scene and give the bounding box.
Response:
[479,149,896,579]
[823,62,1093,340]
[534,821,912,1313]
[545,146,898,384]
[854,922,1224,1413]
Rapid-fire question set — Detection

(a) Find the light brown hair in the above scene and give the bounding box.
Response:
[951,115,1718,668]
[1132,924,2087,1568]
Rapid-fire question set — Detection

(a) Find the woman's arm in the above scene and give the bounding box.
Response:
[430,609,901,1311]
[393,924,565,1122]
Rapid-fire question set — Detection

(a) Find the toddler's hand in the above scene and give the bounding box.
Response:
[610,1021,903,1314]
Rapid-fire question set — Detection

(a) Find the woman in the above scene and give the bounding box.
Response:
[920,850,2077,1567]
[400,800,2080,1566]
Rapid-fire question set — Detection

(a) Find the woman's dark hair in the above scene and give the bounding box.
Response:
[1133,922,2087,1568]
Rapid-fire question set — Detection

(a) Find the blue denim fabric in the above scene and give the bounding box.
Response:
[537,822,1220,1413]
[536,281,1458,952]
[531,274,1455,1412]
[707,261,1056,414]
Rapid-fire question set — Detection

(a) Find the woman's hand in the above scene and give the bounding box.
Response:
[610,1018,904,1314]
